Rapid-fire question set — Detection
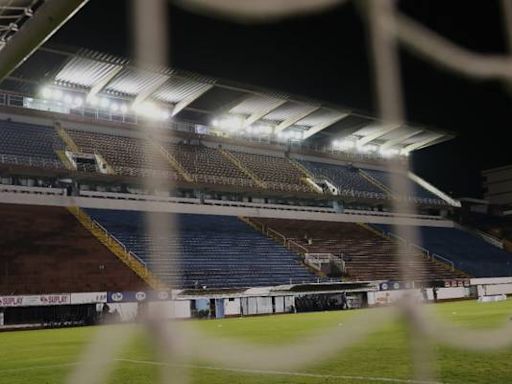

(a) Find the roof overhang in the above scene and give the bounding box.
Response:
[0,44,455,154]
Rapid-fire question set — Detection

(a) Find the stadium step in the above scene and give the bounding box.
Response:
[151,141,194,182]
[218,148,267,189]
[358,169,394,195]
[55,124,80,153]
[54,150,75,170]
[66,206,166,290]
[286,157,323,193]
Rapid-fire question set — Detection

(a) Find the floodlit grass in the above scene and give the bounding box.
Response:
[1,300,512,383]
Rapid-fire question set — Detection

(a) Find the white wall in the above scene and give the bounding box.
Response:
[274,296,285,313]
[0,192,454,228]
[224,298,241,316]
[108,303,138,321]
[256,297,273,314]
[484,284,512,295]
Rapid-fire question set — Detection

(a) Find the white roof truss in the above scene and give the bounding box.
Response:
[243,99,287,128]
[86,64,124,100]
[132,74,170,106]
[357,124,402,147]
[402,133,445,153]
[172,83,213,117]
[302,112,349,139]
[379,129,424,150]
[274,105,320,133]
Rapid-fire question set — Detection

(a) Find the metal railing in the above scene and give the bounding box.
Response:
[287,239,309,254]
[83,211,148,269]
[0,89,407,164]
[380,230,457,272]
[266,227,287,245]
[0,184,66,195]
[0,153,64,169]
[431,253,455,271]
[191,174,255,187]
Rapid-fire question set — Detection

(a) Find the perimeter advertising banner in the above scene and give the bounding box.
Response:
[0,294,71,307]
[107,291,171,303]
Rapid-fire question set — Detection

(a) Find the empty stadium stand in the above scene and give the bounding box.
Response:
[298,160,387,199]
[251,218,464,281]
[85,209,318,288]
[227,150,312,193]
[0,119,65,169]
[167,143,255,187]
[376,224,512,277]
[362,168,444,205]
[0,203,145,294]
[66,129,177,179]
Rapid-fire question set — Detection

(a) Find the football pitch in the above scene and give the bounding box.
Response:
[2,300,512,384]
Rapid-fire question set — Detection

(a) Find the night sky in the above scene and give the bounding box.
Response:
[50,0,512,199]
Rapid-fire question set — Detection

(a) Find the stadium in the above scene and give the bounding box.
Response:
[2,1,512,383]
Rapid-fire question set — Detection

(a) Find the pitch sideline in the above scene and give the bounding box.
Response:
[115,357,448,384]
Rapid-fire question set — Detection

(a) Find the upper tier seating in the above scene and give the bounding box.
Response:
[252,218,464,281]
[0,119,65,169]
[228,151,311,193]
[376,224,512,277]
[362,168,444,205]
[66,129,177,179]
[166,143,254,187]
[86,209,318,288]
[0,203,145,294]
[298,160,387,199]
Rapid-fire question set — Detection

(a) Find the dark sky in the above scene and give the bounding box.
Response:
[51,0,512,199]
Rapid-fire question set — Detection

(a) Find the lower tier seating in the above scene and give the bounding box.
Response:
[376,224,512,277]
[252,218,465,281]
[0,203,145,295]
[86,209,318,288]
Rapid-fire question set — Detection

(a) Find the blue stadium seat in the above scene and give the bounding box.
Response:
[375,224,512,277]
[298,160,387,199]
[362,168,444,204]
[0,119,65,168]
[86,209,318,288]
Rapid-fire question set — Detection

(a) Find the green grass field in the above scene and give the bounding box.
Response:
[2,300,512,384]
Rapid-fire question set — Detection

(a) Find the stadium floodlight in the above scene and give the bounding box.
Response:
[379,147,399,158]
[218,115,244,133]
[41,86,52,99]
[400,148,410,157]
[340,140,356,150]
[120,104,128,114]
[260,125,273,135]
[100,97,110,108]
[356,143,378,153]
[212,119,219,127]
[52,89,63,101]
[63,94,73,105]
[289,131,303,141]
[276,130,301,141]
[88,95,99,106]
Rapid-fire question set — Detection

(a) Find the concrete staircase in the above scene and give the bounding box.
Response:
[287,157,323,193]
[151,141,194,182]
[219,148,267,188]
[67,206,165,290]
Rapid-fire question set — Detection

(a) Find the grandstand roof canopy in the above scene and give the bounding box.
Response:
[1,44,454,152]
